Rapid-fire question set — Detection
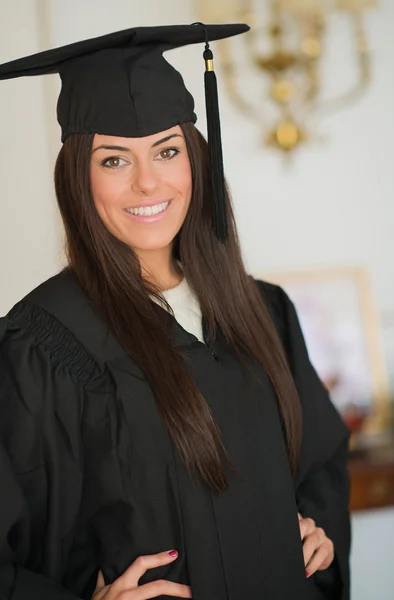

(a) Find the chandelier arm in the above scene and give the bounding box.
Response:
[218,40,264,122]
[312,10,372,118]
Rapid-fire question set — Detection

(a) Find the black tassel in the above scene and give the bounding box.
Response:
[193,22,228,244]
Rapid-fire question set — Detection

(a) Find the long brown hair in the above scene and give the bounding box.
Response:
[54,123,302,495]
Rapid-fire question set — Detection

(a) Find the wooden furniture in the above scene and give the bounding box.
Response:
[348,444,394,512]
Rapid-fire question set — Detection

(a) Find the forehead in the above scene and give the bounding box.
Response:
[92,125,183,149]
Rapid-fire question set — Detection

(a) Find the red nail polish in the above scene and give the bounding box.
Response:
[306,570,310,578]
[169,550,178,558]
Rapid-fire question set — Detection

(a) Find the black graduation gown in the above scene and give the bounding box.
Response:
[0,270,351,600]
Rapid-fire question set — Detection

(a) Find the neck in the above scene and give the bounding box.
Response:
[137,245,183,291]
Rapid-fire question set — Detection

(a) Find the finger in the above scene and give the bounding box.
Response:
[317,539,335,571]
[93,570,105,593]
[298,512,302,521]
[299,517,316,541]
[113,550,179,590]
[302,529,326,567]
[306,544,332,578]
[133,580,192,599]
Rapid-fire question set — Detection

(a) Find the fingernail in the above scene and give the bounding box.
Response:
[169,550,178,558]
[306,570,310,578]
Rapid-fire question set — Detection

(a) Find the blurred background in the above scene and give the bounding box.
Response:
[0,1,393,598]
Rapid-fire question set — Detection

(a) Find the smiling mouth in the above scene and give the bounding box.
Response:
[124,200,170,217]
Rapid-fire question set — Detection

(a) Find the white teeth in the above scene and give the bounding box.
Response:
[126,201,169,216]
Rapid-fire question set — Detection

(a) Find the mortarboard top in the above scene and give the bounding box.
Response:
[0,24,249,141]
[0,23,250,242]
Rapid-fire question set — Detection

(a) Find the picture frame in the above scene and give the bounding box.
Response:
[257,266,390,436]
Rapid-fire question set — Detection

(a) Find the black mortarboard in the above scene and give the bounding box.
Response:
[0,23,250,242]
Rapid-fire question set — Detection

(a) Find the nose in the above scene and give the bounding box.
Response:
[131,158,160,196]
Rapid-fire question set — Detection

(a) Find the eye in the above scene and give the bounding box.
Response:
[101,156,128,169]
[156,147,179,161]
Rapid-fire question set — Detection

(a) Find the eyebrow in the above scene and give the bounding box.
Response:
[151,133,183,147]
[92,133,183,154]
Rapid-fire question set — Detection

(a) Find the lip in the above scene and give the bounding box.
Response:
[123,200,172,223]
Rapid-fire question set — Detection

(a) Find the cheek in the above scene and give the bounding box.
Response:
[90,167,125,213]
[171,157,192,204]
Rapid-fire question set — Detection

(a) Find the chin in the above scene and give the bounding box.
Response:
[128,230,180,253]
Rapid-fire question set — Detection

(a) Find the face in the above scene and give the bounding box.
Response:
[90,125,192,257]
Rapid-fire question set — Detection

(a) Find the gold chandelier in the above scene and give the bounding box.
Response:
[198,0,376,153]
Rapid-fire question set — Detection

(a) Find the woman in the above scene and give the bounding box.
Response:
[0,23,350,600]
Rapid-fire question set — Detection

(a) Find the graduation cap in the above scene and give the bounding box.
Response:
[0,23,250,243]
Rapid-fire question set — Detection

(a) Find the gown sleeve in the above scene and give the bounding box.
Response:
[0,308,86,600]
[257,281,351,600]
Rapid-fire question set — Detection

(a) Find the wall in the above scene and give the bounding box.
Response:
[1,1,394,598]
[0,0,62,308]
[351,507,394,600]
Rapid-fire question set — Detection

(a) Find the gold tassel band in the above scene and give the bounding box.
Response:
[205,58,214,72]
